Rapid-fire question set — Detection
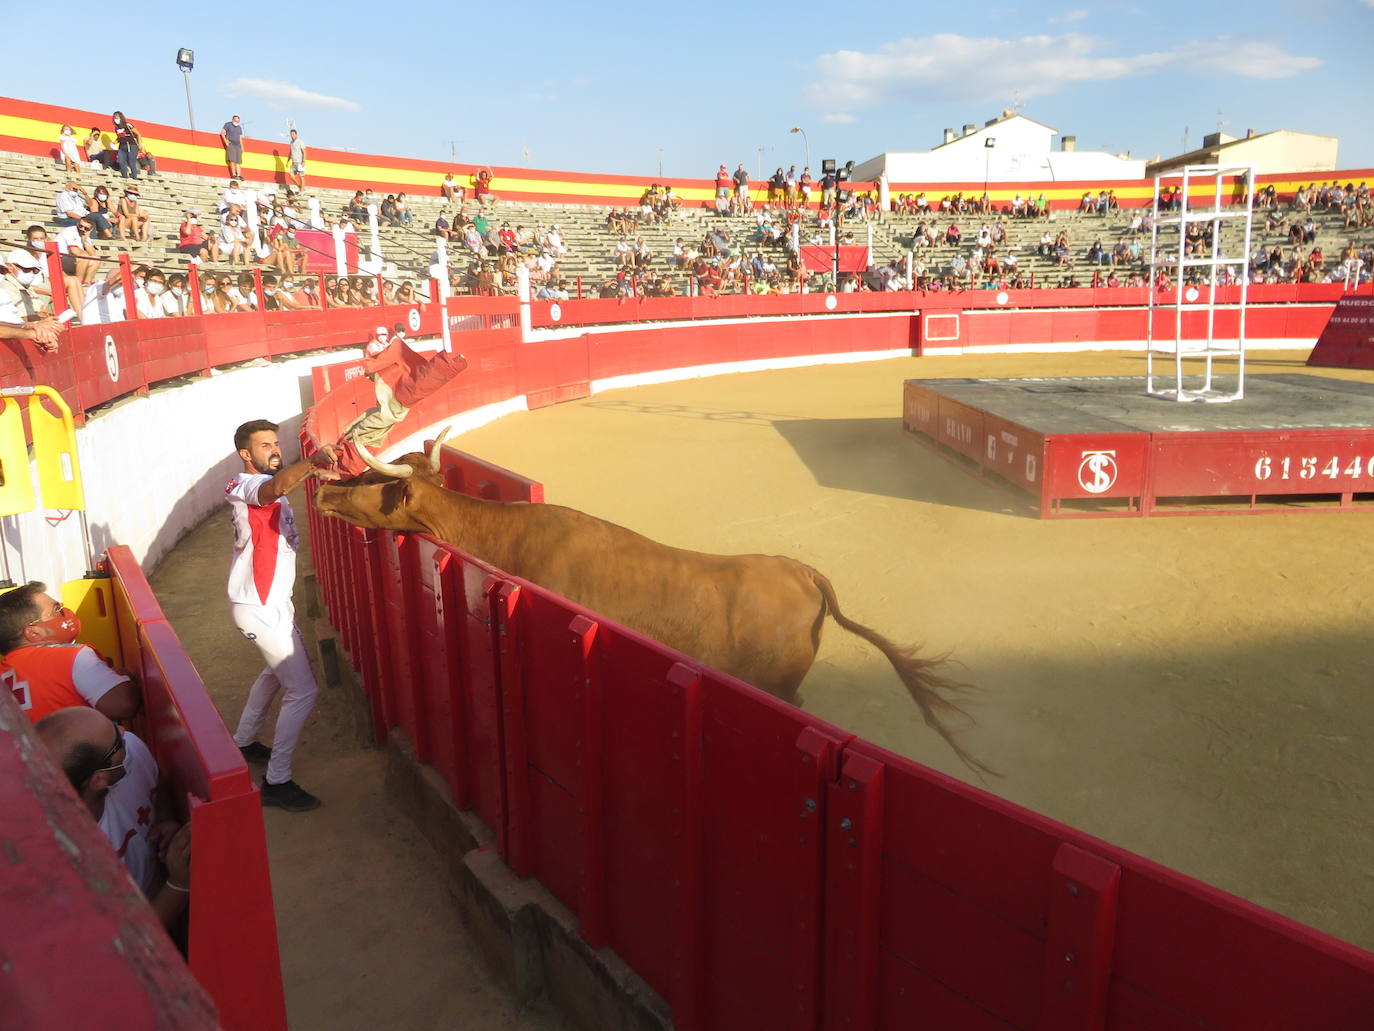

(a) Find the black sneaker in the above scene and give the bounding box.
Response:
[261,779,321,812]
[239,741,273,764]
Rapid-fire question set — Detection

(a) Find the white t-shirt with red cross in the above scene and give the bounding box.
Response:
[225,472,300,608]
[98,731,161,897]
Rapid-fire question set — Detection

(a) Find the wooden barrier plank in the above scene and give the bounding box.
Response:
[1040,843,1121,1030]
[570,614,608,947]
[822,751,885,1031]
[668,662,705,1031]
[188,791,287,1031]
[494,579,531,874]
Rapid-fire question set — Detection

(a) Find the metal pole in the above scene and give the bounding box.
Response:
[181,69,196,131]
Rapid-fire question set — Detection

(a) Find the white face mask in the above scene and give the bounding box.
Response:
[203,284,216,295]
[62,127,72,135]
[147,282,165,296]
[15,270,39,286]
[265,289,277,296]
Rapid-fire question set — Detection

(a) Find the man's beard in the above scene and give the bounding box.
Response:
[253,454,282,474]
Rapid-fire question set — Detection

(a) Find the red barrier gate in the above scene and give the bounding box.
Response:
[104,546,287,1031]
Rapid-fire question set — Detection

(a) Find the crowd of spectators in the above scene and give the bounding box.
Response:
[1,583,193,939]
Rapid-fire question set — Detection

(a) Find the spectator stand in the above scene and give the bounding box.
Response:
[0,389,286,1031]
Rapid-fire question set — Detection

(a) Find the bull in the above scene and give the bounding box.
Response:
[314,431,990,776]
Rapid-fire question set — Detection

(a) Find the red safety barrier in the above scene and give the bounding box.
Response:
[302,426,1374,1028]
[0,690,220,1029]
[103,546,287,1031]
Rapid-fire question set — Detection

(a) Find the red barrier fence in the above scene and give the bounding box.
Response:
[4,281,1363,426]
[0,689,220,1029]
[304,438,1374,1029]
[104,545,287,1031]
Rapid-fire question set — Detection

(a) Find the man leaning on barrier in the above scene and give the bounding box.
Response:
[0,582,140,723]
[0,250,64,351]
[36,706,192,932]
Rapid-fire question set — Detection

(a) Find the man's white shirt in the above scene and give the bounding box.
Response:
[225,472,300,607]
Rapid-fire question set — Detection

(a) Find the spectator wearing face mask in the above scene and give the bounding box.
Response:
[36,707,192,931]
[203,276,233,314]
[0,250,63,350]
[273,275,314,310]
[0,582,139,722]
[160,273,189,316]
[80,268,130,325]
[220,207,249,265]
[54,182,112,237]
[134,267,168,319]
[111,111,141,180]
[57,123,83,173]
[177,211,218,262]
[221,114,245,178]
[55,217,102,305]
[116,185,151,243]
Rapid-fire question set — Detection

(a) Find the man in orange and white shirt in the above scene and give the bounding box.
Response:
[0,581,139,724]
[227,419,339,811]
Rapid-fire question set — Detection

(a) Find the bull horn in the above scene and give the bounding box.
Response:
[428,426,453,473]
[356,440,415,478]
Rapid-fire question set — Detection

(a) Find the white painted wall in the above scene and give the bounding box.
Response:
[853,117,1144,184]
[1,351,358,590]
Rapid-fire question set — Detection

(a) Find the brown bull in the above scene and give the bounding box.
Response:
[314,432,990,776]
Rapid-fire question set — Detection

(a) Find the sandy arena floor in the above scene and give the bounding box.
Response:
[153,347,1373,1026]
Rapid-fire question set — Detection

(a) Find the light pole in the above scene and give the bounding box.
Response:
[983,137,996,202]
[756,144,772,181]
[790,126,810,170]
[657,146,664,179]
[175,48,196,131]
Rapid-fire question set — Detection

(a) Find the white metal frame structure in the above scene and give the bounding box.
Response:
[1145,163,1255,403]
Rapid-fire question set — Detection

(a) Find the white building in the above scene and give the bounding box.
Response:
[1147,129,1338,178]
[851,112,1146,186]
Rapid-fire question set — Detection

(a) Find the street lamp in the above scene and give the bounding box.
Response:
[790,126,810,171]
[175,48,196,131]
[983,136,996,201]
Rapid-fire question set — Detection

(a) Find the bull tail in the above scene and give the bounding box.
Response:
[807,567,997,780]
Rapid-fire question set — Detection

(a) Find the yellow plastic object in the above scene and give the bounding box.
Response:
[61,577,124,670]
[0,394,37,517]
[28,389,84,511]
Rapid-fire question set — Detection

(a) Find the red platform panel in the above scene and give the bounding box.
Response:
[1307,294,1374,369]
[1045,433,1151,502]
[1150,430,1374,499]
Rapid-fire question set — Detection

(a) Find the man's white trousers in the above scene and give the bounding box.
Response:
[231,601,319,786]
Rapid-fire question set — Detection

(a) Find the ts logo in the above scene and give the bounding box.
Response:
[1077,450,1119,494]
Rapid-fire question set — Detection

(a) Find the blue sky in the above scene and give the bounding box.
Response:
[3,1,1370,178]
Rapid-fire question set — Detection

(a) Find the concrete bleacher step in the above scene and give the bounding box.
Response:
[2,150,1360,291]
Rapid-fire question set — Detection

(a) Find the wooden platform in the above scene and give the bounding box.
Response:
[903,373,1374,517]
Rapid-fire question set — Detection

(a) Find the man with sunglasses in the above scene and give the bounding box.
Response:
[35,706,191,930]
[0,582,139,724]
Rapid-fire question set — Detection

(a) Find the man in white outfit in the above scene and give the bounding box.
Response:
[226,419,338,811]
